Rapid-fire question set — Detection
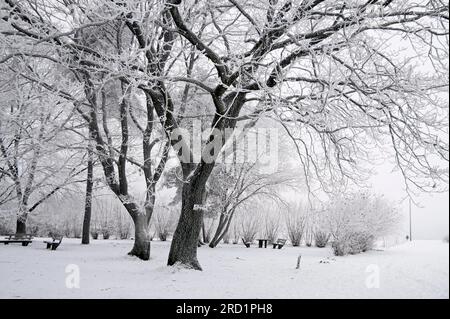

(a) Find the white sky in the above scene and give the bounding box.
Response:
[370,165,449,240]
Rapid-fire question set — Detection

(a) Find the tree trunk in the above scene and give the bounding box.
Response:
[209,210,235,248]
[128,214,151,260]
[166,94,246,269]
[202,218,207,243]
[167,183,204,270]
[16,217,26,235]
[82,145,94,245]
[16,204,28,235]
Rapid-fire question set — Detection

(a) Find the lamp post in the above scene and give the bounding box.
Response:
[409,198,412,242]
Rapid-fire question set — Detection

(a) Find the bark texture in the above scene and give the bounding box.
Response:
[82,145,94,245]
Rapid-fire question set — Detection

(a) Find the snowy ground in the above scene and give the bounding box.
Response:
[0,238,448,299]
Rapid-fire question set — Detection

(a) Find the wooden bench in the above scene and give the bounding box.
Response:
[242,238,251,248]
[0,234,33,246]
[44,235,63,250]
[272,238,287,249]
[257,239,269,248]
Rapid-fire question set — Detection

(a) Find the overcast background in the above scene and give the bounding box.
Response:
[371,167,449,240]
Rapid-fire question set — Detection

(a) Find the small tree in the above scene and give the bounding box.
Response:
[208,163,292,248]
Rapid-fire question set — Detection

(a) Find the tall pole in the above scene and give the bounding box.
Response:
[409,198,412,242]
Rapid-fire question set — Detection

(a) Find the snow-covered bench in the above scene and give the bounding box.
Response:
[272,239,287,249]
[44,235,63,250]
[0,234,33,246]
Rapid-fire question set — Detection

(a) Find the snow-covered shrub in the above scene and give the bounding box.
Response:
[48,229,63,239]
[334,235,366,256]
[264,214,280,244]
[28,225,40,236]
[154,206,176,241]
[90,229,99,240]
[156,223,169,241]
[305,228,313,247]
[148,223,156,241]
[285,205,307,247]
[222,231,230,244]
[202,217,216,243]
[326,192,400,256]
[304,212,316,247]
[240,213,259,243]
[331,239,350,256]
[29,220,56,237]
[62,219,72,237]
[95,201,113,239]
[0,213,14,235]
[0,223,13,235]
[73,224,82,239]
[115,209,131,240]
[231,220,240,244]
[101,226,112,239]
[353,232,376,253]
[314,230,330,248]
[332,231,375,255]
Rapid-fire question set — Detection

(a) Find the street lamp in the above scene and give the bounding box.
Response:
[409,198,412,242]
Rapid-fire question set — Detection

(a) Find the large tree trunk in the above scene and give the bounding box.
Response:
[81,145,94,245]
[16,204,28,235]
[16,217,26,235]
[128,213,151,260]
[165,93,246,269]
[167,183,204,270]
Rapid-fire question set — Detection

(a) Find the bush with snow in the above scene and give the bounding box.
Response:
[239,213,260,243]
[0,219,13,235]
[314,230,331,248]
[263,213,280,244]
[285,205,308,247]
[154,206,177,241]
[115,208,131,240]
[324,192,400,256]
[332,231,376,256]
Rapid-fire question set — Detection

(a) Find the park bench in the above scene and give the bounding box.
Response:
[272,239,287,249]
[257,239,269,248]
[0,234,33,246]
[242,238,251,248]
[44,235,63,250]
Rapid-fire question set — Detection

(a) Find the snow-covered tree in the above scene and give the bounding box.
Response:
[0,64,87,234]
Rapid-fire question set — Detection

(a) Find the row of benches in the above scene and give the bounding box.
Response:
[3,234,285,250]
[0,234,63,250]
[242,238,287,249]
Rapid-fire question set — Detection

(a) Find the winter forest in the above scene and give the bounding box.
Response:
[0,0,448,299]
